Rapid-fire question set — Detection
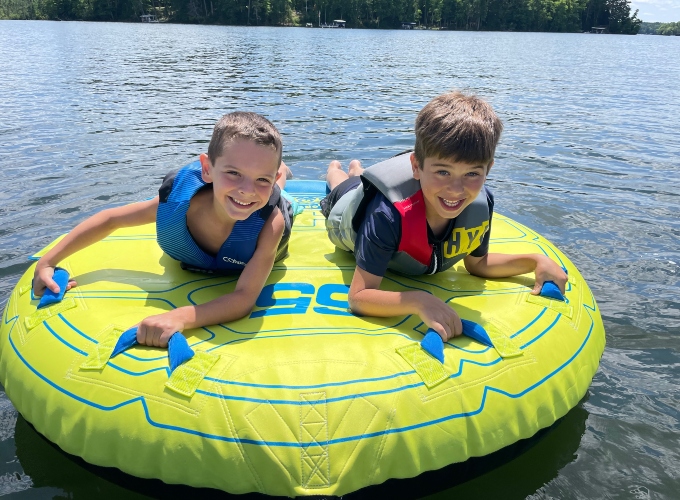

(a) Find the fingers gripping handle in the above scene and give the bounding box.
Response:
[539,281,565,301]
[111,327,195,372]
[539,267,568,302]
[37,268,70,309]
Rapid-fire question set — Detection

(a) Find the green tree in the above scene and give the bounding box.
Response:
[607,0,640,33]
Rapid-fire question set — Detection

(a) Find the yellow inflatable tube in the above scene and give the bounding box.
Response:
[0,180,605,497]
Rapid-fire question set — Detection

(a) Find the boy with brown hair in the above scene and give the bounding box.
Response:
[321,91,567,342]
[33,111,297,347]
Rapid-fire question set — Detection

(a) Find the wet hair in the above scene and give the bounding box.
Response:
[207,111,282,165]
[414,92,503,169]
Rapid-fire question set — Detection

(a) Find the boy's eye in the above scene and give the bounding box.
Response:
[466,171,480,177]
[226,170,240,176]
[257,178,272,183]
[436,170,450,176]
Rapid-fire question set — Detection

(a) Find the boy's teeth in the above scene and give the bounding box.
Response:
[442,199,461,207]
[233,198,251,206]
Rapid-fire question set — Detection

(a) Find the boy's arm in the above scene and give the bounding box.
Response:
[348,266,462,341]
[34,197,159,295]
[135,208,286,347]
[463,253,568,294]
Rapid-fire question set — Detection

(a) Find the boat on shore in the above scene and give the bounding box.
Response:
[140,14,159,23]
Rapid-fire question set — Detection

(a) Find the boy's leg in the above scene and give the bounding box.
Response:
[276,161,292,190]
[326,161,349,191]
[320,160,363,219]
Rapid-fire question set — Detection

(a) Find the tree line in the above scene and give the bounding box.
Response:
[1,0,642,34]
[639,21,680,35]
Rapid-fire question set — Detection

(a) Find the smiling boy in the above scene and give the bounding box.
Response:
[320,92,567,341]
[33,112,296,347]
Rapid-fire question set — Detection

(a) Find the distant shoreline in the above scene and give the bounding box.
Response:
[0,0,645,35]
[4,18,667,36]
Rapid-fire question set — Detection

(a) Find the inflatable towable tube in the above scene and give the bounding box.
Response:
[0,180,605,497]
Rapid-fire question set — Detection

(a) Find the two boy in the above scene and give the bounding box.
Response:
[33,92,567,346]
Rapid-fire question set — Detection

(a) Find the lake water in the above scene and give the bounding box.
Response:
[0,20,679,499]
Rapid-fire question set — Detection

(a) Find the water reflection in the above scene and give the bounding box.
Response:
[12,404,588,499]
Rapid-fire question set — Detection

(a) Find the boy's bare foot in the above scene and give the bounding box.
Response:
[279,161,293,179]
[277,162,293,189]
[348,160,363,177]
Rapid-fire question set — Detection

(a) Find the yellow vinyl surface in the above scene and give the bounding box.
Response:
[0,180,605,497]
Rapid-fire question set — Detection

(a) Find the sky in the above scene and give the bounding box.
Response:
[631,0,680,22]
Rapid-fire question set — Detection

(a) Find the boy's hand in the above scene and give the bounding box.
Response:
[32,263,77,297]
[531,256,568,295]
[417,294,463,342]
[136,312,186,348]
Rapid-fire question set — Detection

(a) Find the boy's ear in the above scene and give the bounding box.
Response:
[199,153,213,183]
[410,153,421,180]
[274,168,282,190]
[486,160,494,175]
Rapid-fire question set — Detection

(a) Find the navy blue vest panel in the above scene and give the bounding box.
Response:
[156,161,284,274]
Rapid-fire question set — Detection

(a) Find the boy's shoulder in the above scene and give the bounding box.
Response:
[361,153,417,199]
[159,162,204,204]
[482,184,494,206]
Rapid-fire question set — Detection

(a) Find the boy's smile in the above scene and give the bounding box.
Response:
[411,153,490,235]
[228,196,257,209]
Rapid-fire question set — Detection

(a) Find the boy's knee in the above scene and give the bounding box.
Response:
[327,160,343,171]
[348,160,363,177]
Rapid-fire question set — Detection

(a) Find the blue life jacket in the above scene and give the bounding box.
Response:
[156,161,293,274]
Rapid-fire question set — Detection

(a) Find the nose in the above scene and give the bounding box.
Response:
[447,175,465,196]
[238,177,255,195]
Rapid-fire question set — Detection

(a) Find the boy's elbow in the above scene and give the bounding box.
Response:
[235,300,257,320]
[99,207,133,232]
[229,290,259,320]
[347,293,361,315]
[96,209,120,232]
[463,255,486,277]
[465,265,484,277]
[347,291,370,316]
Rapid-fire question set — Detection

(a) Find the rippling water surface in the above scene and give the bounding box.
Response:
[1,20,678,499]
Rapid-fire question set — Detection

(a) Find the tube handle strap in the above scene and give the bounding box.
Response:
[165,351,220,397]
[80,327,195,373]
[25,298,77,330]
[396,343,449,389]
[420,321,523,362]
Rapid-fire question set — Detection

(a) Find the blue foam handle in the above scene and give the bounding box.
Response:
[168,333,195,372]
[111,327,139,357]
[111,327,195,373]
[37,268,70,309]
[460,319,494,347]
[539,281,565,301]
[537,266,567,301]
[421,330,445,363]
